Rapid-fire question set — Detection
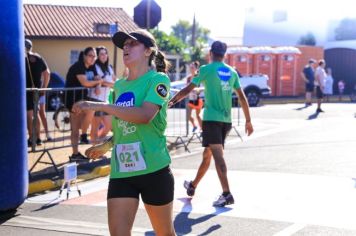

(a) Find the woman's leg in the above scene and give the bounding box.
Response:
[144,202,176,236]
[195,108,203,130]
[107,198,139,236]
[70,112,84,154]
[81,110,95,140]
[98,115,112,138]
[187,106,196,128]
[90,115,101,145]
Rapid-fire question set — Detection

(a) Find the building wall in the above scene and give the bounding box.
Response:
[31,39,124,79]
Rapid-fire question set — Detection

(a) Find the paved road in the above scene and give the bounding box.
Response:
[2,103,356,236]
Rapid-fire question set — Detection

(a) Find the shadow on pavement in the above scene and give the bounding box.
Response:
[294,104,309,111]
[172,197,232,236]
[307,112,320,120]
[0,209,19,224]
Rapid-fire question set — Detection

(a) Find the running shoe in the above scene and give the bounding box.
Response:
[212,193,235,207]
[80,133,90,144]
[69,152,89,162]
[36,138,42,145]
[192,126,198,133]
[183,180,196,197]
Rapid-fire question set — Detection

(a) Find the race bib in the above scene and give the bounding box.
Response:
[115,142,147,172]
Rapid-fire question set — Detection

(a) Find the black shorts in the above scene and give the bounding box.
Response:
[316,86,324,99]
[65,89,87,112]
[26,92,35,111]
[305,83,314,92]
[107,166,174,206]
[202,121,232,147]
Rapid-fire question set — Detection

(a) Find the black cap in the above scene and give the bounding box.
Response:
[112,30,156,49]
[25,39,32,50]
[211,41,227,56]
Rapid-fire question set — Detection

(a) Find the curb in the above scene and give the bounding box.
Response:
[28,165,111,195]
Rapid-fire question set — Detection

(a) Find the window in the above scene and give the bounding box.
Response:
[70,50,80,65]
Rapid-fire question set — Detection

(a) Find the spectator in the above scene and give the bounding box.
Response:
[338,80,345,101]
[314,59,327,113]
[38,94,53,141]
[25,39,50,146]
[186,61,203,132]
[169,41,254,207]
[301,59,316,106]
[73,30,176,235]
[89,46,116,144]
[65,47,103,161]
[324,68,334,102]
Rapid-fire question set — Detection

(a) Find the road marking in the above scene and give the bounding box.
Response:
[3,215,196,236]
[26,169,356,232]
[272,223,306,236]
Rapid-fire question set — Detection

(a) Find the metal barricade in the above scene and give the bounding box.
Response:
[166,97,191,152]
[26,87,87,178]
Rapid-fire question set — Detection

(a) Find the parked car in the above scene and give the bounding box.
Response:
[47,72,65,111]
[170,74,271,107]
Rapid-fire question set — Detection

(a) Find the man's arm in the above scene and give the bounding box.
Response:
[168,83,196,107]
[235,88,253,136]
[301,71,308,83]
[41,69,50,89]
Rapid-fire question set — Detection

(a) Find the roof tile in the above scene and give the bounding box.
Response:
[24,4,139,39]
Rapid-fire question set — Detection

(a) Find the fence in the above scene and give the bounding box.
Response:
[26,87,242,177]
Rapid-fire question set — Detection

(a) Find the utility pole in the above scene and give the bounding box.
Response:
[191,13,196,47]
[146,0,151,30]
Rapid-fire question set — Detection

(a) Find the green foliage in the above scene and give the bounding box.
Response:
[298,32,316,46]
[335,18,356,40]
[171,20,210,46]
[150,19,210,65]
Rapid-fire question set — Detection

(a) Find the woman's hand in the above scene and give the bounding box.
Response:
[245,121,254,136]
[72,101,93,114]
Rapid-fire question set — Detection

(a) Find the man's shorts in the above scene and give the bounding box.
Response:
[26,92,35,111]
[107,166,174,206]
[316,86,324,99]
[202,121,232,147]
[305,83,314,92]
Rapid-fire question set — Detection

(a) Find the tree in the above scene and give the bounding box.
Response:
[150,29,185,55]
[171,20,210,46]
[334,18,356,40]
[298,32,316,46]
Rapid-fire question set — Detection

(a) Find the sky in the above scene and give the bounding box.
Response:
[23,0,356,38]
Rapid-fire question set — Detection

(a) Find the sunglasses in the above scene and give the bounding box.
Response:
[86,54,96,58]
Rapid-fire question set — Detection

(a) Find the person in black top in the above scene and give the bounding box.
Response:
[25,39,50,146]
[65,47,103,161]
[301,59,316,106]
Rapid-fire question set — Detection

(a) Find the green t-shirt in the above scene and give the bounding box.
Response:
[192,62,241,123]
[110,70,171,178]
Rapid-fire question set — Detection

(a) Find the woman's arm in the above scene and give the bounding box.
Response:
[73,101,160,124]
[77,74,102,87]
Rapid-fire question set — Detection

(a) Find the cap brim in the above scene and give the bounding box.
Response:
[112,31,137,49]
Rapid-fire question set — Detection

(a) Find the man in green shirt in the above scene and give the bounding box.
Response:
[169,41,254,207]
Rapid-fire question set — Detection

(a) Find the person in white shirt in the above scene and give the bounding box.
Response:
[324,67,334,102]
[314,59,327,113]
[89,46,116,144]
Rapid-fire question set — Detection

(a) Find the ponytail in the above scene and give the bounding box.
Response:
[148,50,171,73]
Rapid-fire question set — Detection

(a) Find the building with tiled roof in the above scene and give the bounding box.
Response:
[24,4,139,77]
